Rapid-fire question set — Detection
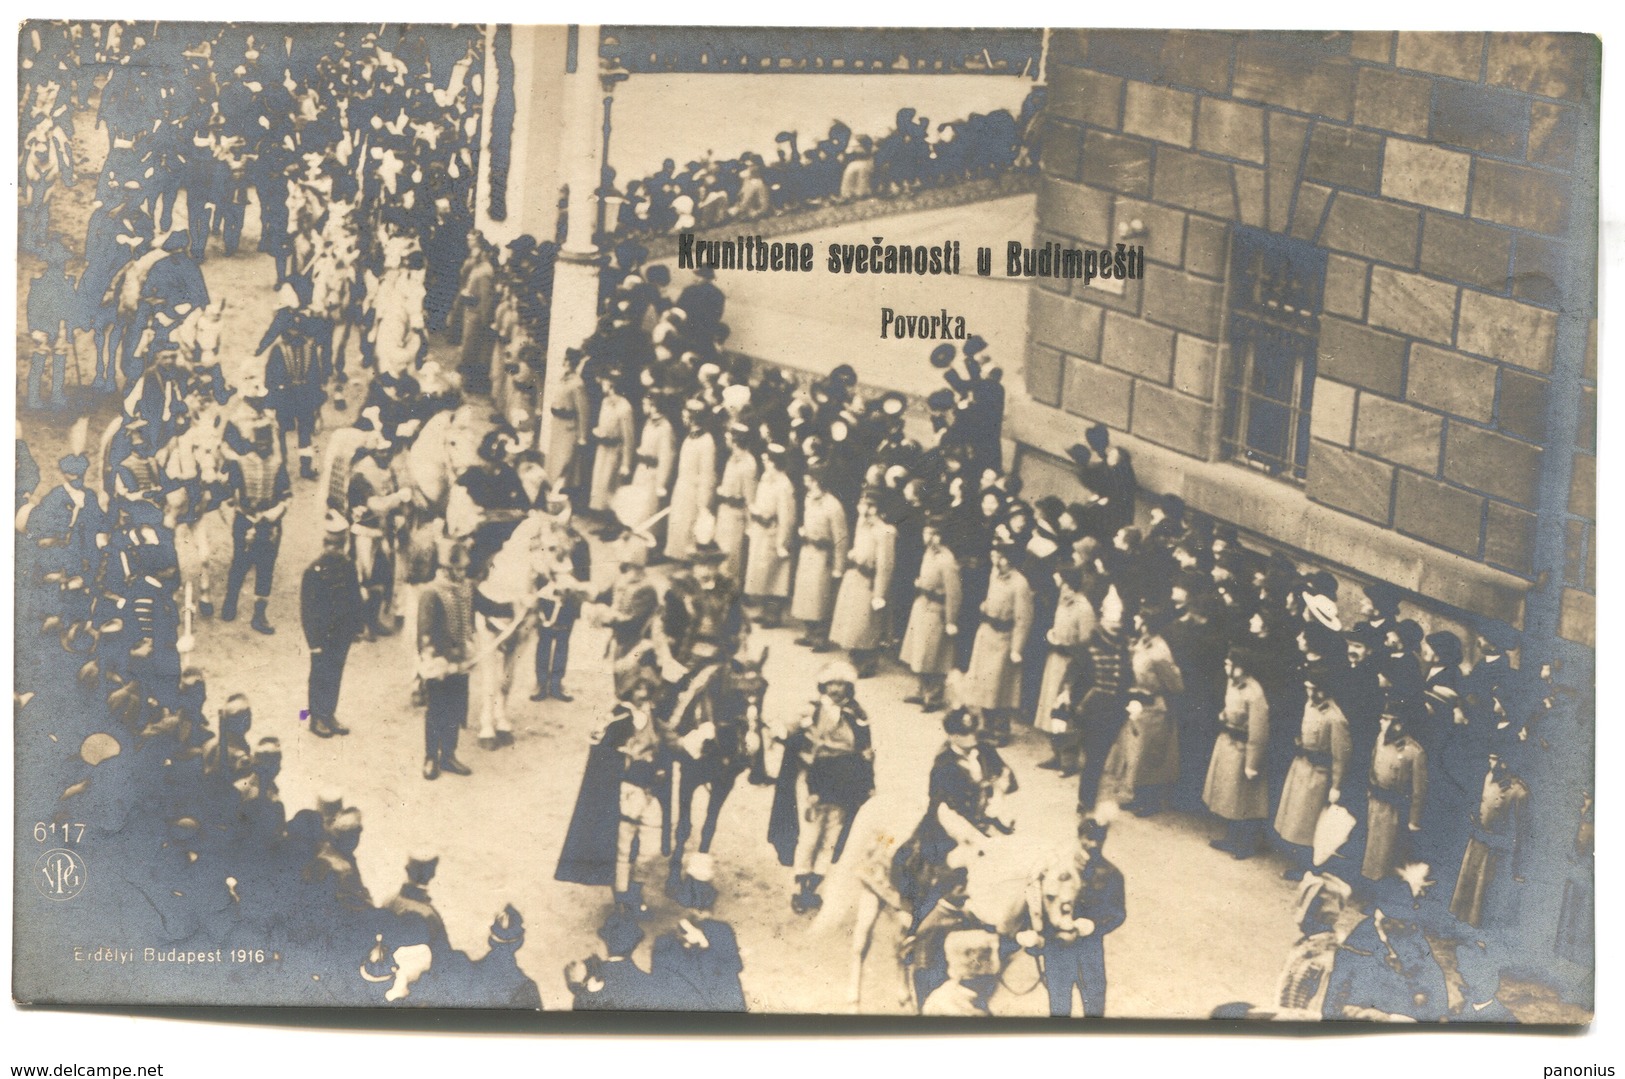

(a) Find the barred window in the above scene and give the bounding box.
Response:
[1221,227,1327,483]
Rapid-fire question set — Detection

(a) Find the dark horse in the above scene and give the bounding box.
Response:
[656,645,769,898]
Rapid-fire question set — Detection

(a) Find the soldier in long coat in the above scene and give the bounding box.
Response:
[713,423,759,586]
[545,348,591,502]
[1449,746,1529,929]
[1273,666,1354,872]
[588,374,635,517]
[829,492,898,675]
[899,520,962,711]
[613,398,676,541]
[1361,710,1428,883]
[790,470,848,650]
[664,402,717,562]
[962,543,1033,734]
[301,512,364,739]
[1036,566,1096,740]
[743,445,797,626]
[1205,647,1272,859]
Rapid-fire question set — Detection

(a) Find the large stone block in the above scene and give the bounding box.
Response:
[1486,32,1595,100]
[1497,368,1549,444]
[1184,215,1230,279]
[1569,451,1595,518]
[1419,213,1513,292]
[1290,183,1334,243]
[1267,113,1311,233]
[1234,166,1266,228]
[1353,67,1431,138]
[1152,148,1238,219]
[1349,31,1395,63]
[1471,160,1571,235]
[1039,177,1115,244]
[1407,344,1498,422]
[1047,67,1125,129]
[1484,500,1537,576]
[1579,384,1597,453]
[1511,234,1566,308]
[1080,30,1170,83]
[1307,440,1395,523]
[1233,37,1355,121]
[1111,197,1185,267]
[1317,317,1407,397]
[1163,30,1237,94]
[1060,355,1133,429]
[1323,254,1369,319]
[1381,139,1471,214]
[1079,130,1154,197]
[1173,334,1218,400]
[1101,311,1176,383]
[1039,119,1086,181]
[1196,98,1266,164]
[1393,471,1484,556]
[1306,124,1384,194]
[1029,288,1104,359]
[1141,267,1224,339]
[1354,392,1445,473]
[1124,82,1196,147]
[1528,101,1580,170]
[1444,422,1542,506]
[1025,343,1065,407]
[1558,588,1595,648]
[1395,31,1485,81]
[1130,380,1215,458]
[1368,265,1458,345]
[1321,192,1420,267]
[1309,377,1357,446]
[1431,81,1530,158]
[1457,291,1558,372]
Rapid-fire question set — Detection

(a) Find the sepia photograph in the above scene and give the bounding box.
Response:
[7,11,1605,1061]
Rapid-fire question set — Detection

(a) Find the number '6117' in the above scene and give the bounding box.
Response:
[34,822,86,844]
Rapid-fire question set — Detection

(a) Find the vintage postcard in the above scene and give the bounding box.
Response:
[12,23,1597,1022]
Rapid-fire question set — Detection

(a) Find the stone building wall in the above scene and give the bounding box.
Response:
[1022,30,1597,645]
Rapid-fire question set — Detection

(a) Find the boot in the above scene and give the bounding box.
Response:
[440,755,472,777]
[308,713,333,739]
[790,874,813,914]
[250,599,275,635]
[327,715,352,736]
[617,881,650,919]
[50,354,67,408]
[221,591,240,622]
[300,452,318,480]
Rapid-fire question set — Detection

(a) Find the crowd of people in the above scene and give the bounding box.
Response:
[601,92,1045,241]
[15,20,1589,1019]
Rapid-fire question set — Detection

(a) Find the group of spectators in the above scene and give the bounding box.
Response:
[601,90,1046,240]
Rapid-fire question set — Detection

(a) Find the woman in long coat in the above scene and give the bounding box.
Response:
[790,470,848,650]
[899,520,961,711]
[545,349,591,499]
[744,445,797,626]
[588,375,635,516]
[1272,666,1353,868]
[830,492,897,675]
[962,544,1034,728]
[613,396,677,539]
[713,423,759,587]
[664,403,717,562]
[1204,647,1272,859]
[1103,606,1186,815]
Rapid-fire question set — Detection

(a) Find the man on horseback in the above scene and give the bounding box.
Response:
[658,540,745,677]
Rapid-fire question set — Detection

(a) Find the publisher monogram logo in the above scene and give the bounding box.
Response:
[37,848,87,902]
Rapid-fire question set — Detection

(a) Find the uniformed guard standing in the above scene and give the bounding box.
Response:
[417,540,476,780]
[1361,709,1429,884]
[260,305,328,479]
[301,510,364,738]
[1017,815,1126,1017]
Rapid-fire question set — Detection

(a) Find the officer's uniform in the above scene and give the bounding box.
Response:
[301,521,364,737]
[1024,843,1126,1017]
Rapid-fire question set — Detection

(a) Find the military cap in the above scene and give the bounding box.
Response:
[489,904,526,945]
[926,388,955,411]
[332,807,364,833]
[58,454,90,476]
